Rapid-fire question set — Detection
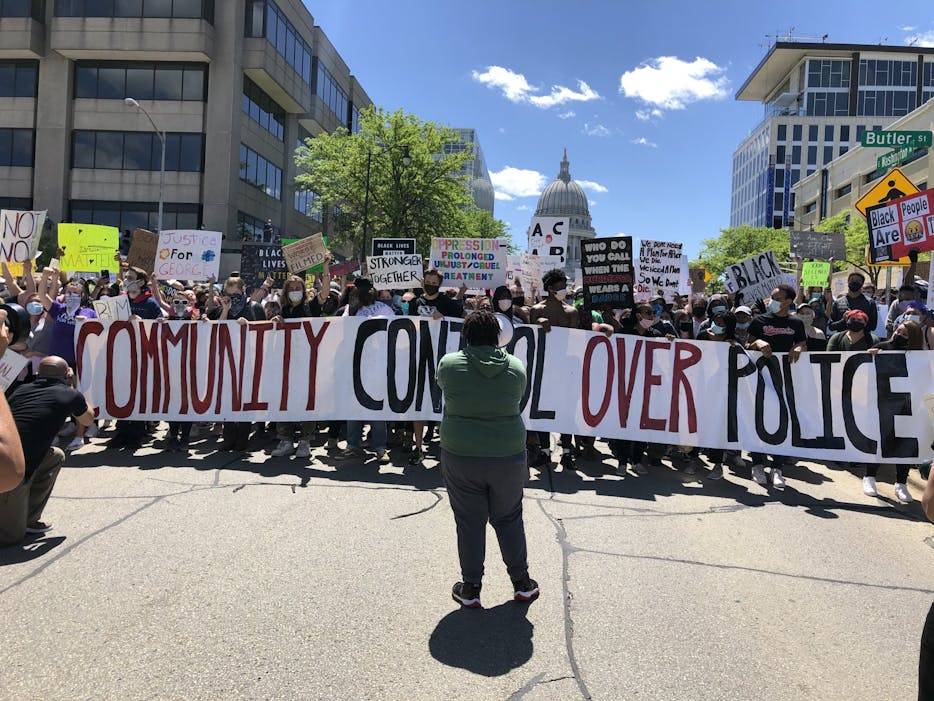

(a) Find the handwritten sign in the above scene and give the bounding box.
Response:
[366,254,423,290]
[580,236,633,308]
[519,252,562,291]
[0,349,28,390]
[429,237,506,287]
[92,295,132,323]
[153,230,221,281]
[527,216,568,264]
[801,261,831,288]
[283,234,328,274]
[724,251,789,304]
[0,209,46,264]
[635,239,684,302]
[58,223,118,272]
[126,228,159,273]
[789,230,846,261]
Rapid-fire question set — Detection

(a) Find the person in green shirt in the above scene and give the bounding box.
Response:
[437,310,538,608]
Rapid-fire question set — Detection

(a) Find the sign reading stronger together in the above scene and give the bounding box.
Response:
[75,319,934,464]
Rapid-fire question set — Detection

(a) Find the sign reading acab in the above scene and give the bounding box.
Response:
[854,167,920,217]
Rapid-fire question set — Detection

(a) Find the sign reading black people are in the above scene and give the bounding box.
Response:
[580,236,634,308]
[75,319,934,465]
[240,243,289,289]
[371,238,417,257]
[789,230,847,261]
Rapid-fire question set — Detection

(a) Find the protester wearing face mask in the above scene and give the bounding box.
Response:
[696,295,728,336]
[36,268,97,379]
[689,300,707,338]
[408,268,463,320]
[794,303,827,351]
[886,284,918,334]
[732,305,754,346]
[121,268,162,320]
[648,295,677,337]
[825,271,877,333]
[826,310,879,351]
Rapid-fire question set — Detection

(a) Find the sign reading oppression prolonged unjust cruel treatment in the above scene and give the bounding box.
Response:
[429,237,506,287]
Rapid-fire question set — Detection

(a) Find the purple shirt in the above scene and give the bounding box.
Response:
[48,300,97,366]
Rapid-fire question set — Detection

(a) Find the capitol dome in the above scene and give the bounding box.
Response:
[533,149,597,274]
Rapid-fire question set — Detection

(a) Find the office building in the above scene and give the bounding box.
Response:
[731,41,934,229]
[0,0,371,274]
[441,127,494,215]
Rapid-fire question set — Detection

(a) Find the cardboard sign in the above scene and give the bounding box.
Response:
[580,236,634,308]
[283,234,328,274]
[866,188,934,263]
[801,261,831,288]
[527,216,568,264]
[789,230,847,261]
[366,254,423,290]
[519,253,563,291]
[126,228,159,274]
[635,239,684,302]
[723,251,786,304]
[58,223,119,272]
[0,349,28,390]
[240,243,288,289]
[428,237,506,287]
[329,260,360,278]
[152,230,221,281]
[0,209,46,264]
[371,238,416,257]
[505,255,523,285]
[92,295,132,323]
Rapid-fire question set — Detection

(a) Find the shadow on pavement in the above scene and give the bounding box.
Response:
[0,535,66,566]
[429,601,534,676]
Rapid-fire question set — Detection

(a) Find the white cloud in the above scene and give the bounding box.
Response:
[489,166,548,201]
[619,56,729,111]
[905,30,934,47]
[635,108,663,121]
[577,179,608,193]
[498,127,506,133]
[557,110,576,119]
[516,204,530,211]
[900,25,916,31]
[583,122,611,137]
[630,137,658,148]
[471,66,601,109]
[589,200,597,206]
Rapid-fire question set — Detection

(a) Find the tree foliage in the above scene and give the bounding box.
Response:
[691,224,792,292]
[294,107,509,258]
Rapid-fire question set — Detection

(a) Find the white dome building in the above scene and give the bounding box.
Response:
[534,149,597,272]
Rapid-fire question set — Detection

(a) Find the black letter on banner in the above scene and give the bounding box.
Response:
[529,328,555,420]
[353,319,387,410]
[387,318,416,413]
[727,346,756,442]
[874,353,918,458]
[755,356,788,444]
[506,326,536,411]
[800,354,846,449]
[415,320,442,413]
[841,354,877,454]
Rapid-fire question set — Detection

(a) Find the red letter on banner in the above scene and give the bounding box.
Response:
[669,341,701,433]
[581,335,614,427]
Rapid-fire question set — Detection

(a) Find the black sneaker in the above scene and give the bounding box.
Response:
[513,577,540,602]
[25,520,53,534]
[451,581,482,608]
[560,453,577,471]
[529,449,550,468]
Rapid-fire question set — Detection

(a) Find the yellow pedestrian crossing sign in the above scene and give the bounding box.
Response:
[854,167,920,217]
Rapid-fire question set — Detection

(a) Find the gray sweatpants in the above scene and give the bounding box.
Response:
[439,448,529,585]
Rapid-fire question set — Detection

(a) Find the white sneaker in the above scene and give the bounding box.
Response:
[295,440,311,458]
[270,440,294,457]
[894,483,912,504]
[64,436,84,452]
[862,476,878,496]
[772,469,785,489]
[751,464,767,485]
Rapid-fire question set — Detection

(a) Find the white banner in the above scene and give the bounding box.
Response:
[154,230,222,281]
[366,254,423,290]
[75,319,934,464]
[527,216,568,265]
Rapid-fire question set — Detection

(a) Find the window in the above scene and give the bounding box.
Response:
[71,130,205,171]
[70,200,201,231]
[243,0,312,83]
[775,168,784,188]
[351,105,360,133]
[0,0,42,18]
[238,144,282,200]
[0,61,38,97]
[840,125,850,142]
[315,61,348,123]
[0,128,34,167]
[294,189,322,222]
[857,89,917,116]
[776,124,787,141]
[806,91,849,116]
[806,145,817,165]
[792,124,802,141]
[776,145,785,162]
[55,0,213,20]
[859,59,917,87]
[807,59,851,88]
[0,197,32,209]
[237,211,279,241]
[791,145,801,164]
[74,61,207,101]
[836,184,852,198]
[805,202,817,213]
[823,146,833,164]
[242,76,285,141]
[838,145,848,157]
[808,124,818,141]
[856,125,866,140]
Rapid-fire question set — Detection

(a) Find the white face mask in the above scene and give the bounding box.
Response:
[905,314,922,325]
[767,299,782,314]
[554,289,568,301]
[288,290,303,303]
[639,318,655,329]
[498,299,512,312]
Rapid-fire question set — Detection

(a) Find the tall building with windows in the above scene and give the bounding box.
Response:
[441,128,494,215]
[0,0,370,274]
[731,42,934,229]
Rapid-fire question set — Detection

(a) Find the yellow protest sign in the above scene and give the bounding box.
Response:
[58,223,119,272]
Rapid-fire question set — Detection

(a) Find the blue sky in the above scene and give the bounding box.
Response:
[304,0,933,259]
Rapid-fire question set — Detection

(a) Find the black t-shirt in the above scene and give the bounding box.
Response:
[829,293,877,331]
[8,378,87,479]
[408,293,462,319]
[281,298,322,319]
[748,313,807,353]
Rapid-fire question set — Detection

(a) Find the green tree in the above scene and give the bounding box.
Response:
[691,224,792,292]
[294,107,509,258]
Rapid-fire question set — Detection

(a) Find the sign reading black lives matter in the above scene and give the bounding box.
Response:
[580,236,634,308]
[240,243,288,289]
[789,230,847,261]
[371,238,416,257]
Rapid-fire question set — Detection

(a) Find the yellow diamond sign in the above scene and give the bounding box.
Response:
[854,167,920,217]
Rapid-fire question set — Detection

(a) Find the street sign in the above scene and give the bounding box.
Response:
[876,146,916,171]
[860,130,932,148]
[854,167,920,217]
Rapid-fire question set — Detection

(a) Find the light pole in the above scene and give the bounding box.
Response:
[361,144,410,266]
[124,97,165,234]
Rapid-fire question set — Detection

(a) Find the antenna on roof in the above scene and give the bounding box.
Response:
[766,28,830,45]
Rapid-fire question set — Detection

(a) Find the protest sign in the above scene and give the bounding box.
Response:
[866,188,934,263]
[0,349,28,390]
[329,260,360,278]
[58,223,118,272]
[76,318,934,464]
[580,236,634,307]
[635,239,684,302]
[428,237,506,287]
[801,261,831,288]
[789,230,847,261]
[152,230,221,281]
[506,255,523,285]
[366,254,423,290]
[91,295,132,323]
[0,209,46,264]
[240,243,288,289]
[519,253,563,290]
[371,238,416,257]
[527,216,568,264]
[283,234,328,274]
[126,228,159,273]
[723,251,786,304]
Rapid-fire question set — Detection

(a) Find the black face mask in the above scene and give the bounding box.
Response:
[848,281,862,293]
[692,308,705,318]
[423,284,440,296]
[892,334,909,349]
[846,320,866,332]
[513,296,525,307]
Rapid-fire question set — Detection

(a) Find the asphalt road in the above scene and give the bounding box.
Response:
[1,426,932,700]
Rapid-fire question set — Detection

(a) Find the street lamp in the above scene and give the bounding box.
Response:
[124,97,165,235]
[361,144,411,265]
